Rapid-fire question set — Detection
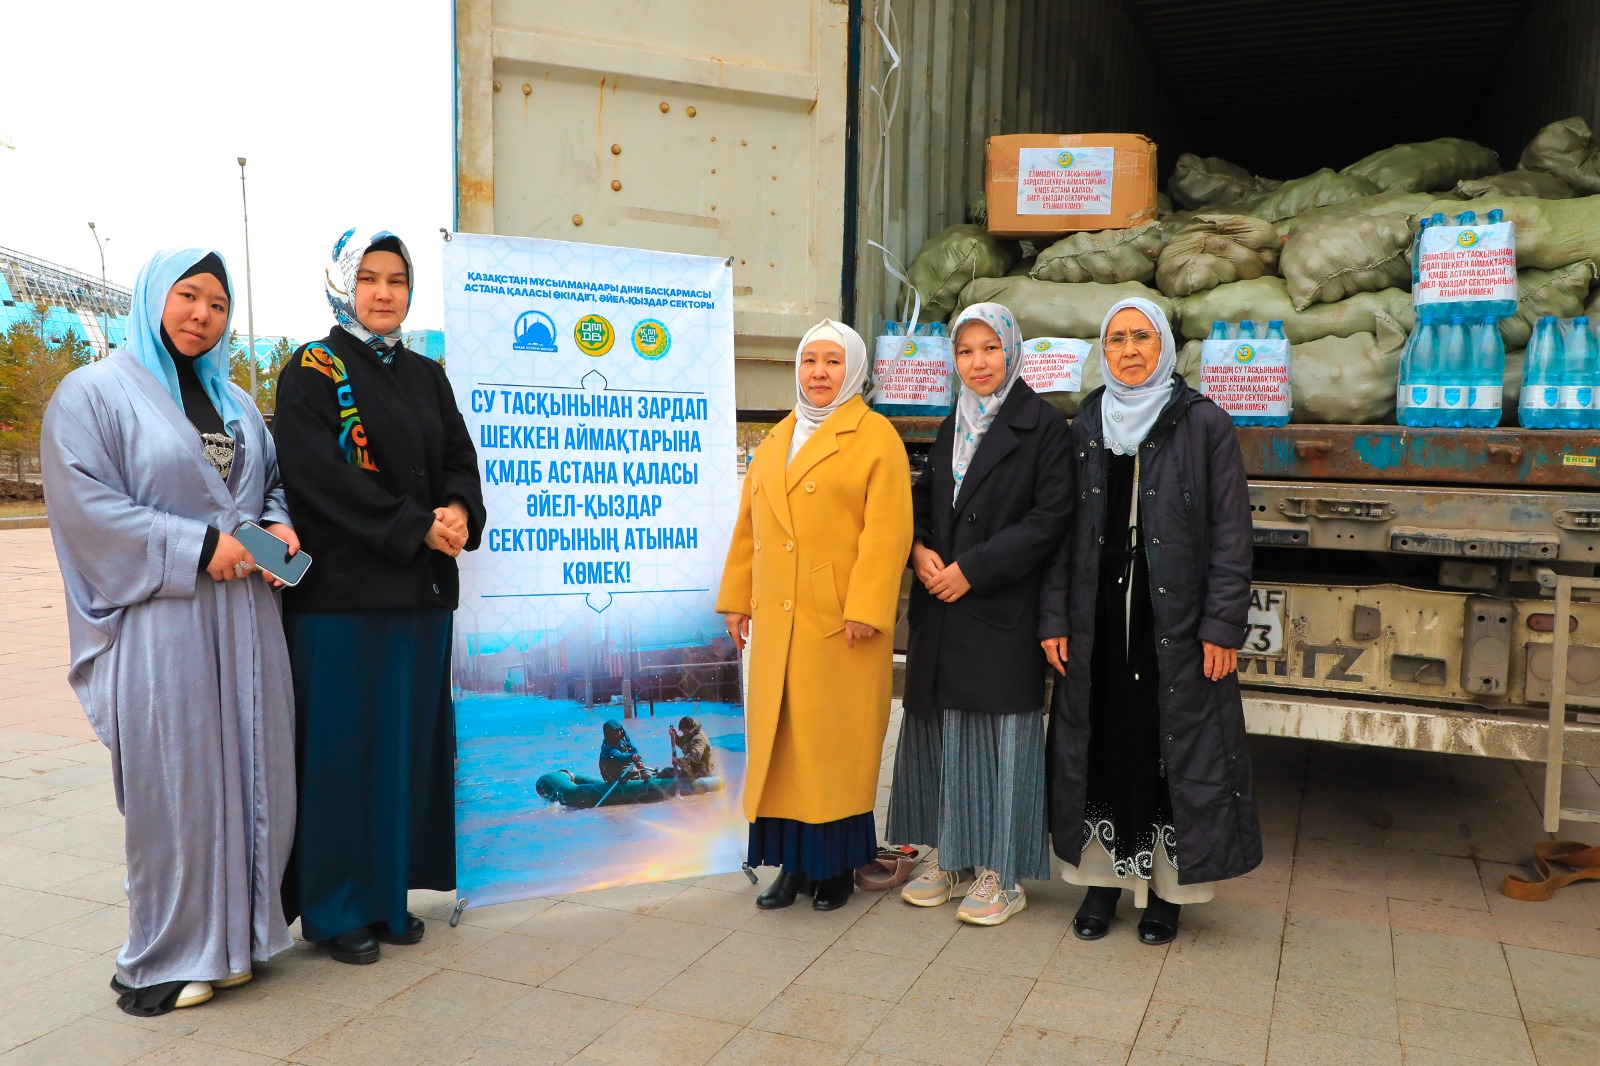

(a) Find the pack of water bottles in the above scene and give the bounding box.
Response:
[1412,209,1518,323]
[871,321,954,417]
[1395,317,1509,428]
[1199,320,1291,427]
[1517,316,1600,430]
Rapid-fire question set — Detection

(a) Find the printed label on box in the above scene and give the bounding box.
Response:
[1019,337,1091,393]
[873,335,954,407]
[1200,339,1291,418]
[1415,222,1517,309]
[1016,147,1114,216]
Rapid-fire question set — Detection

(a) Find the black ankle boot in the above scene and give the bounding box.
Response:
[757,868,807,910]
[1073,886,1121,941]
[812,872,853,911]
[1137,893,1180,945]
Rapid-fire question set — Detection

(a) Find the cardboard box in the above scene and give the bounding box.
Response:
[985,133,1158,238]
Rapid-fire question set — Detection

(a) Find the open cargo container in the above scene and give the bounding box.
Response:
[454,0,1600,821]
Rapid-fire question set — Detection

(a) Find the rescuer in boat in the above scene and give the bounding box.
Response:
[598,720,648,782]
[668,716,715,779]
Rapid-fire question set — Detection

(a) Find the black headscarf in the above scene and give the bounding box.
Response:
[160,253,231,436]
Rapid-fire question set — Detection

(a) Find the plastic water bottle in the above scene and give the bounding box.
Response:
[1559,316,1597,430]
[1397,327,1421,426]
[1456,210,1478,227]
[1521,316,1564,429]
[1260,320,1290,428]
[1235,320,1257,340]
[1209,320,1229,342]
[1401,322,1442,427]
[1487,208,1504,225]
[1417,214,1450,324]
[1466,317,1506,428]
[1436,316,1472,428]
[1411,215,1432,289]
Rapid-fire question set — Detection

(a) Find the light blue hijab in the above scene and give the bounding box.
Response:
[124,247,244,425]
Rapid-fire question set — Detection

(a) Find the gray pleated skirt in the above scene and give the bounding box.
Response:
[885,709,1051,886]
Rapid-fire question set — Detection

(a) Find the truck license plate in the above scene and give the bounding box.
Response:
[1243,587,1288,658]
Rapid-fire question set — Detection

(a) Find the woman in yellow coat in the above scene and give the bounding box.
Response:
[718,319,913,912]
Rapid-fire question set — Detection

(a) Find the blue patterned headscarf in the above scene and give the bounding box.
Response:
[949,302,1025,503]
[123,248,244,425]
[325,226,413,357]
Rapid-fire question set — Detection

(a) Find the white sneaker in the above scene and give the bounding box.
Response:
[212,971,252,990]
[174,981,214,1008]
[957,869,1027,926]
[900,861,973,907]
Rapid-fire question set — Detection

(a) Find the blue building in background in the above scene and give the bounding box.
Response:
[0,245,130,353]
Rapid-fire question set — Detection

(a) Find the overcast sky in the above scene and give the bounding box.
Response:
[0,1,454,343]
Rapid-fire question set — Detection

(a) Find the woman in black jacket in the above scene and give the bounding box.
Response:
[1043,297,1259,946]
[887,302,1073,927]
[273,227,484,965]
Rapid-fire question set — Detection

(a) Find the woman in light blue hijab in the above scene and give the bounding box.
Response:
[41,248,299,1016]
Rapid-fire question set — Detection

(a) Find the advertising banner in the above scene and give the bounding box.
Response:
[1415,222,1517,311]
[442,232,744,908]
[1015,146,1115,215]
[871,334,954,415]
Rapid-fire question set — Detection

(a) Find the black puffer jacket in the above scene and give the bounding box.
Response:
[1043,377,1262,885]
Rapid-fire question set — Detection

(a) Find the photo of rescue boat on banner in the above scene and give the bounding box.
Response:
[442,232,743,908]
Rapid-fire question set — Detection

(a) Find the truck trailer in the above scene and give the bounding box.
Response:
[453,0,1600,829]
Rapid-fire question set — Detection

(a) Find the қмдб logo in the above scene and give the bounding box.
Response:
[632,319,672,360]
[574,314,616,357]
[1056,150,1074,168]
[1235,344,1256,364]
[512,309,558,353]
[1457,230,1480,248]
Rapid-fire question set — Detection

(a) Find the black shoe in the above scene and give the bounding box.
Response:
[1137,894,1180,945]
[756,868,807,910]
[812,872,854,911]
[374,914,425,945]
[325,928,380,965]
[1073,886,1121,941]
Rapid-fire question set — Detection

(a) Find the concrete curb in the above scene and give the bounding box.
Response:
[0,517,48,530]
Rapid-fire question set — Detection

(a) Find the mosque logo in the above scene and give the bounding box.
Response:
[512,309,559,353]
[1057,150,1074,168]
[1235,344,1256,364]
[632,319,672,360]
[575,314,616,357]
[1457,230,1479,248]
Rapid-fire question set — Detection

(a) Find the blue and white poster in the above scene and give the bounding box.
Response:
[442,232,743,908]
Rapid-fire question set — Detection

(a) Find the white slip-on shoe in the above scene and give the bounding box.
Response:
[174,981,214,1008]
[212,972,252,990]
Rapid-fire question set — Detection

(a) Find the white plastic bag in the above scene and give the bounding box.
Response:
[1019,338,1091,394]
[1200,337,1290,421]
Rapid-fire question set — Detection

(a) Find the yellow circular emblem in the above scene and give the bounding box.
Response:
[1034,340,1051,351]
[1235,344,1256,364]
[574,314,615,357]
[1057,150,1074,168]
[1457,230,1479,248]
[632,319,671,360]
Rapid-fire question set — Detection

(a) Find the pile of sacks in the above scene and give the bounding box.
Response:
[900,119,1600,424]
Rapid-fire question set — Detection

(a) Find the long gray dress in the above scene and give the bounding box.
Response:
[41,351,297,988]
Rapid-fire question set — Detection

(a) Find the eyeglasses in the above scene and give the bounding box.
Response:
[1104,329,1159,352]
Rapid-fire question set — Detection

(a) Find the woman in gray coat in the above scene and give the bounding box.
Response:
[1042,297,1259,946]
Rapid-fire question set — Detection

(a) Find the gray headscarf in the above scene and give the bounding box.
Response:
[1097,297,1178,456]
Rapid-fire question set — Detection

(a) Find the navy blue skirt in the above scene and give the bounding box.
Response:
[282,608,455,942]
[747,813,878,881]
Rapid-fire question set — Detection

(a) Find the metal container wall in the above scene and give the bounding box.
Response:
[1481,0,1600,165]
[853,0,1188,336]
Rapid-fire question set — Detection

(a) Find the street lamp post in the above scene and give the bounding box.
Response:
[86,222,109,358]
[237,157,257,401]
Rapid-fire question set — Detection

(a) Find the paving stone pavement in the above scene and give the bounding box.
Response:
[5,525,1600,1065]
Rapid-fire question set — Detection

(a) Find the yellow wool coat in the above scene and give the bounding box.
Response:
[716,397,913,824]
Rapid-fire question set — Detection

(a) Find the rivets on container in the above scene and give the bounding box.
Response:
[611,180,622,191]
[659,101,670,113]
[492,81,502,92]
[521,83,532,96]
[610,144,621,155]
[685,106,697,117]
[571,215,584,226]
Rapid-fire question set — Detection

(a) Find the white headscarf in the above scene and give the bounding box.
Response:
[950,302,1025,502]
[325,225,414,354]
[789,319,869,463]
[1098,297,1178,456]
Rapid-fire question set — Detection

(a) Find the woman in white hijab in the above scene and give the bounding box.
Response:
[1044,298,1259,946]
[888,302,1072,927]
[717,320,913,913]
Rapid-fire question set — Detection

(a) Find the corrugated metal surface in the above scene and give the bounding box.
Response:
[1130,0,1528,177]
[854,0,1188,335]
[1481,0,1600,165]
